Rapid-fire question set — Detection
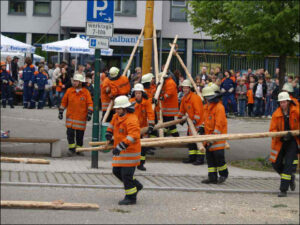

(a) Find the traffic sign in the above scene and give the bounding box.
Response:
[87,0,114,23]
[86,22,113,37]
[89,37,109,49]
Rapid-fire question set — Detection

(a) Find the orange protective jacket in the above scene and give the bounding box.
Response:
[100,77,111,111]
[178,91,204,132]
[61,87,93,131]
[107,113,141,167]
[105,75,130,99]
[247,89,254,104]
[130,97,155,129]
[290,95,299,107]
[269,103,300,163]
[160,77,178,117]
[204,101,227,151]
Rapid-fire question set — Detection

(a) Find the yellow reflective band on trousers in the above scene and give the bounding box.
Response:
[196,150,205,155]
[281,173,291,180]
[140,156,146,161]
[76,145,82,148]
[208,167,217,172]
[218,164,227,171]
[170,129,178,134]
[293,160,298,165]
[68,143,76,148]
[125,187,137,195]
[189,150,197,155]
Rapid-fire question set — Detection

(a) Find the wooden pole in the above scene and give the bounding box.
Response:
[78,130,299,152]
[186,117,205,152]
[102,100,113,123]
[1,200,99,210]
[153,25,164,137]
[1,157,50,164]
[152,35,178,110]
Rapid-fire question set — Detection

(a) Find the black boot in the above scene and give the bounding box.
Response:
[193,155,205,165]
[118,197,136,205]
[136,183,143,193]
[201,178,218,184]
[290,174,296,191]
[182,157,195,164]
[278,191,287,197]
[137,161,146,171]
[2,104,6,108]
[67,148,76,157]
[10,105,14,108]
[217,176,227,184]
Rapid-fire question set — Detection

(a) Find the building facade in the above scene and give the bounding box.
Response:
[1,0,299,77]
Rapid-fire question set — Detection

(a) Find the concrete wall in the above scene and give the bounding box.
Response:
[61,1,163,30]
[1,0,60,34]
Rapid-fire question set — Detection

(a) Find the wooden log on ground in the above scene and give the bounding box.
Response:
[186,117,205,152]
[152,35,178,111]
[1,157,50,164]
[1,200,99,210]
[79,130,299,152]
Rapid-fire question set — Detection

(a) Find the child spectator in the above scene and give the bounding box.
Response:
[236,78,247,116]
[253,76,267,117]
[271,78,280,114]
[247,83,254,117]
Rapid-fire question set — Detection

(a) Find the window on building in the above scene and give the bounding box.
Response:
[33,0,51,16]
[8,0,26,15]
[115,0,136,17]
[170,0,187,22]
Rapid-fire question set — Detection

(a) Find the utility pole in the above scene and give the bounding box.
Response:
[142,0,154,75]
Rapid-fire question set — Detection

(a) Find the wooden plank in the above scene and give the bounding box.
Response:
[186,117,205,152]
[0,137,59,143]
[1,157,50,164]
[1,200,99,210]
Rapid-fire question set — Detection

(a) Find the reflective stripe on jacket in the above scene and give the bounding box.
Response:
[130,97,155,129]
[107,113,141,167]
[204,101,227,151]
[61,87,93,131]
[160,77,178,117]
[269,104,299,163]
[178,91,204,132]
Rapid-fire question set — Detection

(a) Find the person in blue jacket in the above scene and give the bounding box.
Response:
[22,57,36,108]
[30,65,48,109]
[1,61,14,108]
[220,70,238,116]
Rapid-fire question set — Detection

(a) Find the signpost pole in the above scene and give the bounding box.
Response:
[91,49,100,168]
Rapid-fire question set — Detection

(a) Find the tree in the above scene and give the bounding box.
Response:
[187,1,299,89]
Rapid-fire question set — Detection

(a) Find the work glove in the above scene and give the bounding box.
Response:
[34,84,38,90]
[198,126,205,135]
[192,120,197,125]
[280,131,293,142]
[58,109,64,120]
[152,98,158,105]
[105,131,113,141]
[228,88,234,93]
[87,110,92,121]
[112,142,128,156]
[147,124,154,134]
[2,79,8,84]
[221,88,226,93]
[159,96,164,101]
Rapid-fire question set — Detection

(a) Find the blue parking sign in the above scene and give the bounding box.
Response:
[87,0,114,23]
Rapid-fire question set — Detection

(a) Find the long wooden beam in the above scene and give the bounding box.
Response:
[1,157,50,164]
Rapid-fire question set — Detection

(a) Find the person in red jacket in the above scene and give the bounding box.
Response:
[177,80,205,165]
[106,95,143,205]
[59,74,93,156]
[269,92,299,197]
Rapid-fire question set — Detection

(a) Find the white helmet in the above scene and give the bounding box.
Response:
[208,83,220,92]
[109,67,120,78]
[202,86,215,97]
[278,92,291,102]
[73,73,85,82]
[181,79,193,88]
[282,83,294,93]
[132,83,145,92]
[113,95,132,109]
[141,73,154,83]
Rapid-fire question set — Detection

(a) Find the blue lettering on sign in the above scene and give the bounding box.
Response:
[86,0,114,23]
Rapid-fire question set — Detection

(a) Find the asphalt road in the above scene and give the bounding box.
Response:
[1,107,271,161]
[1,186,299,224]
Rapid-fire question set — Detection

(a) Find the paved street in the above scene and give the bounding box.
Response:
[1,107,299,224]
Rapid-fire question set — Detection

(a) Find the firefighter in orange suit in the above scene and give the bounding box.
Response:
[201,86,229,184]
[153,72,179,137]
[102,67,130,122]
[269,92,299,197]
[141,73,156,99]
[105,95,143,205]
[59,74,93,156]
[177,80,205,165]
[130,83,155,171]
